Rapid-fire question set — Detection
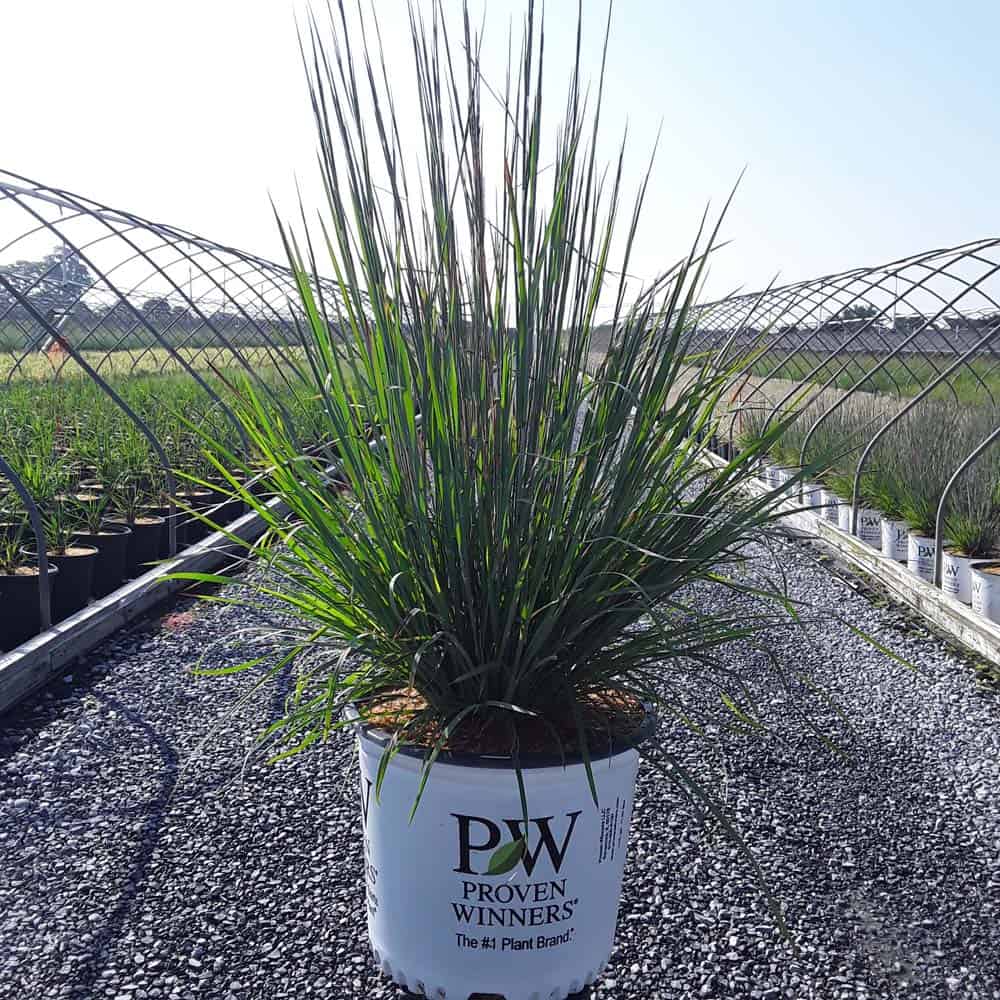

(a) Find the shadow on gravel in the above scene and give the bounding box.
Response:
[67,692,179,1000]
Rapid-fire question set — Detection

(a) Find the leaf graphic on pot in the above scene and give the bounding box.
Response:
[486,837,525,876]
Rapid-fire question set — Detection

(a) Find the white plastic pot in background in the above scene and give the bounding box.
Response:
[357,724,643,1000]
[856,508,882,549]
[941,551,974,604]
[837,501,852,533]
[571,402,636,478]
[801,482,824,509]
[819,489,842,525]
[881,519,909,562]
[907,533,937,583]
[971,561,1000,623]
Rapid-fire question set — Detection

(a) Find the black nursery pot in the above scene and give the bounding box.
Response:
[0,563,59,652]
[105,516,165,577]
[72,524,132,598]
[23,545,98,622]
[204,483,244,527]
[173,489,216,547]
[142,504,176,559]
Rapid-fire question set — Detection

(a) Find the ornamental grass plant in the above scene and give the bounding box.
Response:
[892,400,973,535]
[176,1,867,839]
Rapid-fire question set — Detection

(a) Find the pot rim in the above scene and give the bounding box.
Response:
[0,562,59,578]
[970,559,1000,574]
[73,524,133,538]
[104,514,166,525]
[345,700,655,769]
[22,544,99,559]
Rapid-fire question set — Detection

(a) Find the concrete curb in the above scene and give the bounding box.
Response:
[0,501,278,714]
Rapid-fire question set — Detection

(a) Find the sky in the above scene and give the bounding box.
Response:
[2,0,998,307]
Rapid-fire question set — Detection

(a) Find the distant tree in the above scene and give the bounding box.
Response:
[0,246,95,314]
[839,303,878,321]
[140,297,174,325]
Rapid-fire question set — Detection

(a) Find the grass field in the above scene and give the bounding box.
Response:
[745,350,1000,403]
[0,346,307,382]
[587,322,1000,403]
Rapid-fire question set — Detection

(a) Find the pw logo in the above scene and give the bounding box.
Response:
[360,778,373,829]
[452,811,582,876]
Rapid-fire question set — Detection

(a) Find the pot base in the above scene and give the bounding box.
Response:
[375,949,606,999]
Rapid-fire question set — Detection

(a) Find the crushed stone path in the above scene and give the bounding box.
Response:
[1,538,998,1000]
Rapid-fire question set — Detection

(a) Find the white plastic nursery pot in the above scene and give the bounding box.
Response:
[355,713,651,1000]
[801,482,824,509]
[855,508,882,549]
[837,502,852,533]
[941,550,974,604]
[881,519,909,562]
[970,561,1000,623]
[907,533,937,583]
[768,465,795,488]
[819,489,842,525]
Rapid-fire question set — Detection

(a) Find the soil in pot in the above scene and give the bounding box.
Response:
[73,524,132,598]
[355,690,649,1000]
[23,545,98,621]
[105,516,165,577]
[0,563,58,651]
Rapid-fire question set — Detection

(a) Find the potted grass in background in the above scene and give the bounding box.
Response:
[767,398,824,511]
[0,524,58,652]
[945,510,998,605]
[106,474,164,579]
[971,555,1000,623]
[172,4,884,997]
[963,459,1000,622]
[903,491,943,583]
[892,401,965,583]
[810,398,887,536]
[27,496,97,622]
[733,405,772,482]
[850,470,885,549]
[73,490,132,597]
[867,471,909,562]
[798,407,853,528]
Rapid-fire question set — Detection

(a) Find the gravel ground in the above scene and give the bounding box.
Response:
[1,536,999,1000]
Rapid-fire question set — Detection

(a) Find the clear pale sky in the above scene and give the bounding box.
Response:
[3,0,998,304]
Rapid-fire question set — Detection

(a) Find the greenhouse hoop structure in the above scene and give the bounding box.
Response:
[1,169,998,688]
